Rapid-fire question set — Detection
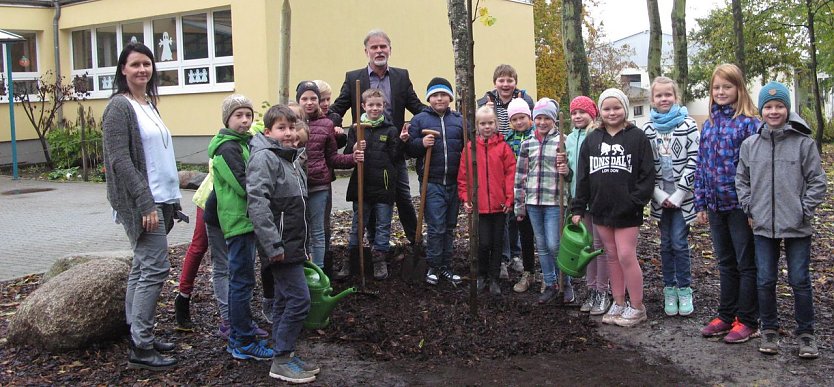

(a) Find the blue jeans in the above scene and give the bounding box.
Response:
[227,232,257,342]
[503,212,522,261]
[270,262,311,356]
[527,205,564,287]
[308,189,330,267]
[349,201,394,252]
[424,182,459,268]
[707,209,758,328]
[755,236,814,335]
[659,208,692,288]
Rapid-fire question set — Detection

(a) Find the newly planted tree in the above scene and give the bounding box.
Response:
[647,0,662,80]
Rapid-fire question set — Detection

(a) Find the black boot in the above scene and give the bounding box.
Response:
[130,337,175,353]
[174,294,194,332]
[128,346,177,370]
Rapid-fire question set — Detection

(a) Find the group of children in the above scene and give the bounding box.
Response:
[173,62,824,383]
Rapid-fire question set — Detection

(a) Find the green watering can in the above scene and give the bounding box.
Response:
[557,221,604,277]
[303,261,355,329]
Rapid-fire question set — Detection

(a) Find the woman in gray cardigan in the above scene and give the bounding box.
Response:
[102,42,180,370]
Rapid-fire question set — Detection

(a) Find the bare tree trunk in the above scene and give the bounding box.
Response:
[561,0,591,96]
[731,0,746,76]
[807,0,825,153]
[671,0,688,104]
[647,0,662,80]
[447,0,479,316]
[278,0,291,105]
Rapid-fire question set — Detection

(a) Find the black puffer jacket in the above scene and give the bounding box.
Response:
[345,119,402,204]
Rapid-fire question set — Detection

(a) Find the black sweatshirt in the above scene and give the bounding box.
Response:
[571,124,654,228]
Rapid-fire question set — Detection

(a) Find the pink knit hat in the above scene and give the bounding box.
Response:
[569,96,598,120]
[507,98,531,119]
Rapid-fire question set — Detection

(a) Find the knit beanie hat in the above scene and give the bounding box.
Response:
[758,81,791,112]
[507,98,531,119]
[221,94,254,127]
[532,98,559,122]
[296,80,321,102]
[597,88,630,115]
[426,77,454,101]
[569,96,598,120]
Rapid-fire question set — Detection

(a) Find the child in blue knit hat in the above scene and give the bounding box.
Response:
[736,81,827,358]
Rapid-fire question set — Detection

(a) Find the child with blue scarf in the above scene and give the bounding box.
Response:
[641,77,700,318]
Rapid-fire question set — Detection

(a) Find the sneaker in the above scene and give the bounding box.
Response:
[218,320,231,340]
[290,353,321,375]
[510,257,524,273]
[513,271,534,293]
[270,354,316,384]
[797,333,819,359]
[580,289,597,312]
[425,268,439,285]
[676,287,694,316]
[700,317,733,337]
[499,262,509,280]
[232,340,274,361]
[663,287,679,316]
[563,281,575,304]
[590,291,613,316]
[174,294,194,332]
[601,303,627,325]
[476,277,487,293]
[372,251,389,280]
[724,320,756,343]
[262,298,274,324]
[538,285,558,304]
[252,321,269,338]
[758,329,779,354]
[614,305,647,327]
[334,263,350,280]
[439,267,462,285]
[489,279,501,296]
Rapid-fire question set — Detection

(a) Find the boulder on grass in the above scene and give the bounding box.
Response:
[179,170,208,189]
[42,251,132,283]
[7,258,130,352]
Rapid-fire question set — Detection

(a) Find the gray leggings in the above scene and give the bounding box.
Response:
[125,205,171,349]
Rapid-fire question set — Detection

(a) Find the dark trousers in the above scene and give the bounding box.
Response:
[367,159,418,244]
[708,209,758,328]
[478,213,506,279]
[755,236,814,335]
[270,262,311,356]
[515,214,536,272]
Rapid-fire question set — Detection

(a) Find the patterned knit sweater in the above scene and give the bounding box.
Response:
[642,116,700,224]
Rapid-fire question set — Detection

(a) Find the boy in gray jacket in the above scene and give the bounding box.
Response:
[736,81,827,359]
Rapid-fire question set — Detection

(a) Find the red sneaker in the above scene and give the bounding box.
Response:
[724,320,756,343]
[700,317,733,337]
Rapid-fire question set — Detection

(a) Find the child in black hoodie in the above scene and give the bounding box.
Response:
[571,88,654,328]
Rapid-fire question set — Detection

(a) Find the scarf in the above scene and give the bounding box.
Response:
[650,104,688,134]
[360,113,384,127]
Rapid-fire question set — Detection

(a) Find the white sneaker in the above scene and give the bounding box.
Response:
[590,291,613,316]
[510,257,524,273]
[614,305,647,327]
[499,262,509,280]
[601,303,626,325]
[580,289,597,312]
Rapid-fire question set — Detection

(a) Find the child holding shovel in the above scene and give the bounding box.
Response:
[344,88,404,280]
[406,77,465,285]
[458,105,516,295]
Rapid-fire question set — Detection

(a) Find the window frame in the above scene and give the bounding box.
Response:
[1,31,41,104]
[69,7,234,100]
[633,105,644,117]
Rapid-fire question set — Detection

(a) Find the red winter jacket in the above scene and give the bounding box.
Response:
[457,135,516,214]
[306,114,355,188]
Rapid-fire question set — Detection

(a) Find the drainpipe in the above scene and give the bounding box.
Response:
[53,0,63,123]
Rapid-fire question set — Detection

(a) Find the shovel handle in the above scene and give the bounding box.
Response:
[414,129,440,246]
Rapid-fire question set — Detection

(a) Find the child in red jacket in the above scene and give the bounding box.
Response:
[458,106,516,295]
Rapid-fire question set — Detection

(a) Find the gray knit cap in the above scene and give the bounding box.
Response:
[597,88,630,116]
[221,94,254,127]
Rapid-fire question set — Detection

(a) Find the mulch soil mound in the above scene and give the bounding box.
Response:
[2,150,833,385]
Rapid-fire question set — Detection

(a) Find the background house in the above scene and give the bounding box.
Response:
[1,0,536,165]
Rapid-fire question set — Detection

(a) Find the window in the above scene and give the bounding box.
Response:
[622,74,641,88]
[1,31,39,102]
[633,105,644,117]
[70,8,234,98]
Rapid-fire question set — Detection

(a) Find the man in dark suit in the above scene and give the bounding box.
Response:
[330,29,425,247]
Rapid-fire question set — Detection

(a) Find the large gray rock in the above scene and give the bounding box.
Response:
[8,258,130,352]
[42,251,132,283]
[178,170,208,189]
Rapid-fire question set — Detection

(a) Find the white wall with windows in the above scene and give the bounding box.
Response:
[69,8,234,99]
[0,31,40,103]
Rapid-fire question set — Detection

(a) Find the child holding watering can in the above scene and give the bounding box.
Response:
[565,95,612,315]
[642,76,700,317]
[571,89,654,327]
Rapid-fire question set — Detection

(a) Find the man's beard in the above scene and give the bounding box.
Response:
[372,57,388,67]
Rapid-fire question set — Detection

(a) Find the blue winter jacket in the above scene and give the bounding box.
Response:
[406,106,464,185]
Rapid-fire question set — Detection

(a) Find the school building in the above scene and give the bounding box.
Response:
[0,0,536,165]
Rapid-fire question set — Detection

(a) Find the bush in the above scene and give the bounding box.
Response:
[801,106,834,143]
[46,105,103,169]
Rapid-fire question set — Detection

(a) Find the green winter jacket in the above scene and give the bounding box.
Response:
[208,128,253,238]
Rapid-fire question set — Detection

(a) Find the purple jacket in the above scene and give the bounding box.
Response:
[306,114,355,188]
